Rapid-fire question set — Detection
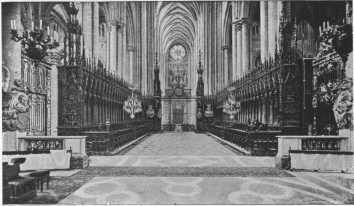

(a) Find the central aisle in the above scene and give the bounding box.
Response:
[121,131,240,156]
[87,132,275,167]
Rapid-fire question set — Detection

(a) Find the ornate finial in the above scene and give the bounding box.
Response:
[81,34,86,66]
[275,33,277,57]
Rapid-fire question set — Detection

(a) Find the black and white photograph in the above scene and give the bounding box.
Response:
[1,0,353,204]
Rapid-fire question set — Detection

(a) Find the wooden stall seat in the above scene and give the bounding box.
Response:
[28,170,50,193]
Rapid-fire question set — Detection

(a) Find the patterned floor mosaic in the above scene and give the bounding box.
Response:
[58,174,354,205]
[73,166,294,177]
[17,132,354,204]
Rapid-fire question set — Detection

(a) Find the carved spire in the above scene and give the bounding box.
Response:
[81,34,86,66]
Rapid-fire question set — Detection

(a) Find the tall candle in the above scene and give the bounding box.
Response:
[47,26,50,35]
[322,22,325,29]
[13,20,16,30]
[31,22,34,30]
[11,20,13,30]
[40,19,42,30]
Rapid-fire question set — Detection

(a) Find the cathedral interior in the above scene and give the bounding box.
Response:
[2,1,354,204]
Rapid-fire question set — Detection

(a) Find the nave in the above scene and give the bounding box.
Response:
[2,1,353,204]
[17,132,354,205]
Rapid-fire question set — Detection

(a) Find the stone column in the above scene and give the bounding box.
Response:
[122,2,127,82]
[82,2,93,60]
[109,22,117,73]
[118,28,123,77]
[242,18,250,74]
[236,23,242,79]
[141,3,147,92]
[277,1,283,55]
[128,46,134,84]
[232,23,237,81]
[92,2,99,61]
[106,23,110,70]
[268,1,277,58]
[260,1,268,63]
[222,46,230,88]
[2,2,21,151]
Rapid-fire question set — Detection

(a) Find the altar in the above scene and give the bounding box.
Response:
[161,98,197,131]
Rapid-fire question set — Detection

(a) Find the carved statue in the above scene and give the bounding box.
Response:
[2,91,30,132]
[332,24,353,130]
[2,65,30,132]
[333,77,353,129]
[333,24,353,61]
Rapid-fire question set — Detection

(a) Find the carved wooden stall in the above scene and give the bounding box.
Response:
[211,11,307,156]
[57,16,150,155]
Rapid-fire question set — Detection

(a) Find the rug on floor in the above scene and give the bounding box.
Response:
[73,166,294,177]
[19,176,93,204]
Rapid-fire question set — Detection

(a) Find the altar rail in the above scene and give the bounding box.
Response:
[17,136,86,154]
[209,124,281,156]
[83,125,149,156]
[277,135,350,158]
[276,135,352,172]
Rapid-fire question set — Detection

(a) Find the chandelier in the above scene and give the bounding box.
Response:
[223,99,240,119]
[146,105,155,118]
[205,104,213,117]
[10,12,62,61]
[124,88,142,118]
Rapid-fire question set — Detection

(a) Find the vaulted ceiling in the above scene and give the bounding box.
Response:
[156,2,200,55]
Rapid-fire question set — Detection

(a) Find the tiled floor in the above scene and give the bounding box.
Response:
[19,132,354,205]
[59,174,354,205]
[119,132,241,156]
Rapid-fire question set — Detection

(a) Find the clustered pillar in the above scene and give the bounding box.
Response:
[260,1,268,63]
[222,45,229,88]
[109,22,117,73]
[236,23,242,79]
[241,18,250,75]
